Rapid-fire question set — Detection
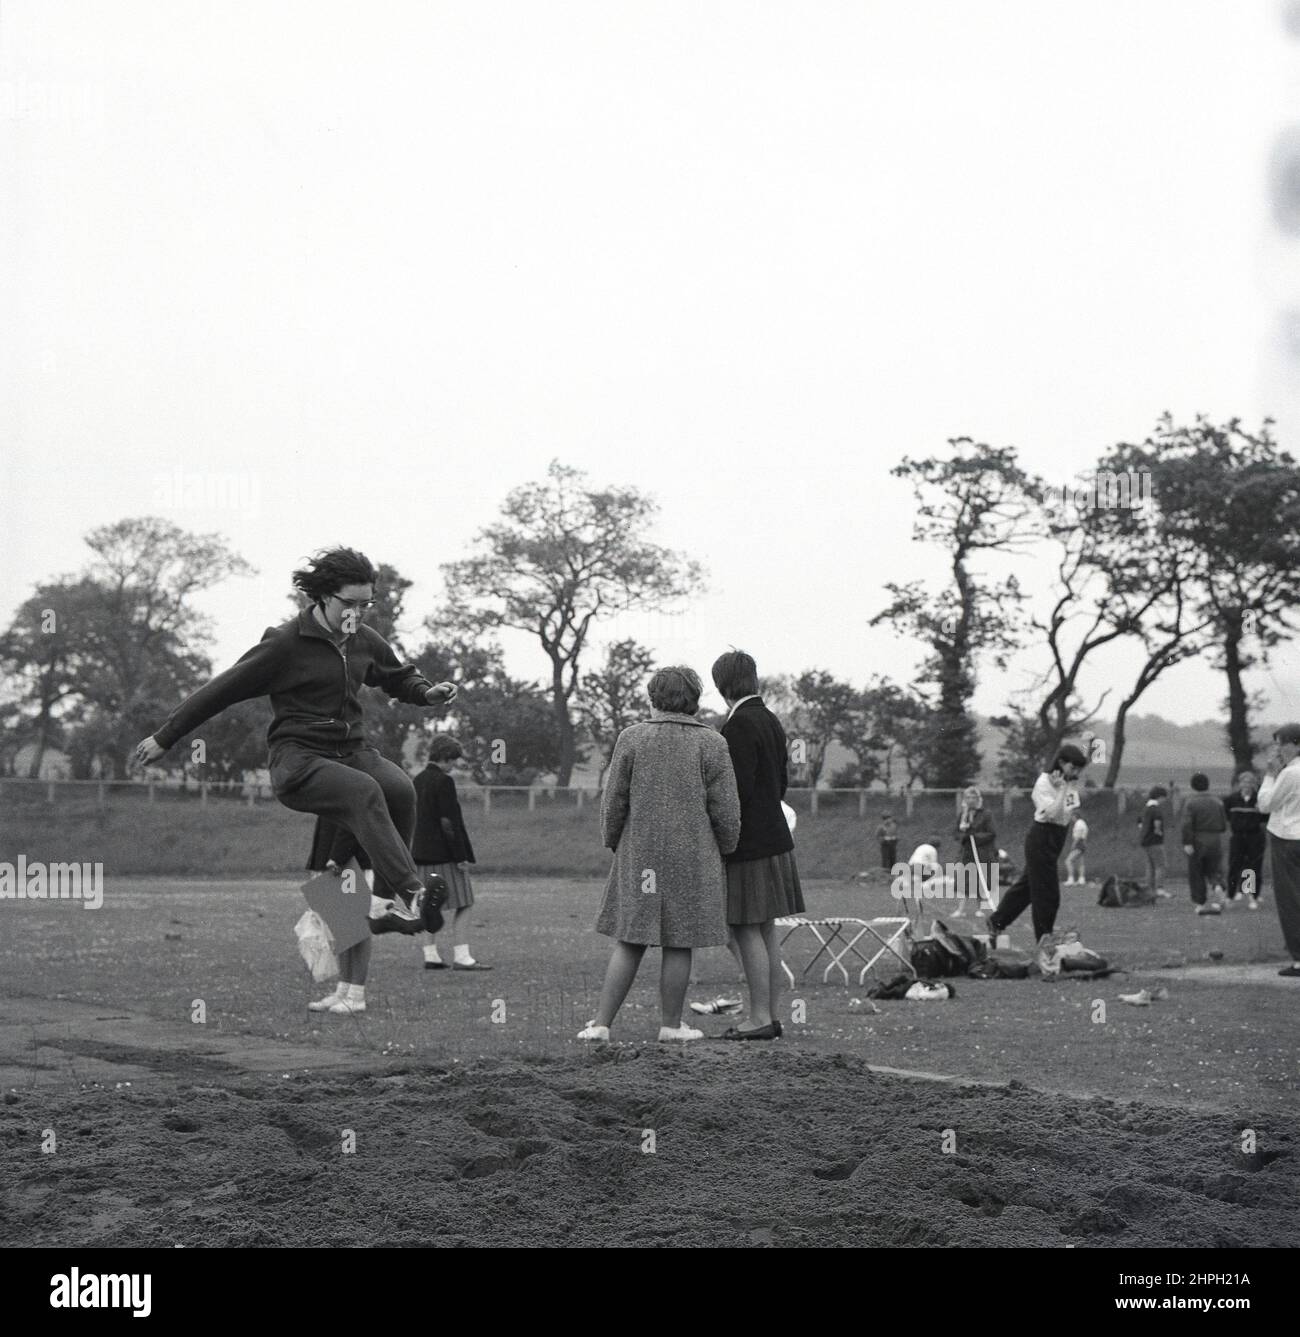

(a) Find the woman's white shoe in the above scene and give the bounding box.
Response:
[658,1024,704,1041]
[327,998,365,1015]
[577,1022,610,1041]
[308,987,345,1011]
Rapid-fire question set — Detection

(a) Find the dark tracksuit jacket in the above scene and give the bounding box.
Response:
[152,607,436,895]
[1224,787,1267,899]
[1181,793,1228,905]
[410,765,476,866]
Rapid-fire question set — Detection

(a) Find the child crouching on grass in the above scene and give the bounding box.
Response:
[412,735,490,971]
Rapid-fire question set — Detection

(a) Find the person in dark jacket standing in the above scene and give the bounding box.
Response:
[1137,785,1169,900]
[953,786,997,918]
[1224,771,1266,909]
[1182,772,1228,916]
[412,734,489,970]
[711,650,805,1041]
[134,548,456,938]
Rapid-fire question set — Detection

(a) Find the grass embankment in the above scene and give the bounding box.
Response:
[3,785,1172,884]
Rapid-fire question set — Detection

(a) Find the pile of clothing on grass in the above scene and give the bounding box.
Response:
[866,917,1118,1000]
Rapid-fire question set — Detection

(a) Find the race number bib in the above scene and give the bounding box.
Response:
[1064,787,1081,812]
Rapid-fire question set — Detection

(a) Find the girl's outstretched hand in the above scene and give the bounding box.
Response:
[134,736,165,766]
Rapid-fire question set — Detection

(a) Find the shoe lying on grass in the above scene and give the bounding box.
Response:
[688,996,743,1016]
[1119,986,1169,1006]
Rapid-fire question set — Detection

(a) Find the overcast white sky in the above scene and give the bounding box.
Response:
[4,1,1300,728]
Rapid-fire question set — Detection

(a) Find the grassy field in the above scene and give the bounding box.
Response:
[0,874,1297,1249]
[3,783,1178,882]
[1,873,1294,1109]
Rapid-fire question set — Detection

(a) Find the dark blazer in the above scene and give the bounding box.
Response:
[1223,788,1267,840]
[956,808,997,861]
[719,697,794,865]
[411,764,476,865]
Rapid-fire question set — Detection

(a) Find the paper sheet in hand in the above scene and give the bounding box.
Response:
[300,858,370,952]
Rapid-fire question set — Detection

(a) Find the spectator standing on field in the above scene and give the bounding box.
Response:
[986,744,1088,950]
[1224,770,1266,909]
[877,813,898,871]
[411,734,490,970]
[1182,772,1228,916]
[1257,724,1300,977]
[1137,786,1170,900]
[953,788,997,918]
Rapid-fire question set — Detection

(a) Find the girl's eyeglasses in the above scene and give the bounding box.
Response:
[330,595,376,610]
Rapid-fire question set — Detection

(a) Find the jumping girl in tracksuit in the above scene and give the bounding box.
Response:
[134,548,457,1005]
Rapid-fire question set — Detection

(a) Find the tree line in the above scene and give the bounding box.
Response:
[4,418,1298,789]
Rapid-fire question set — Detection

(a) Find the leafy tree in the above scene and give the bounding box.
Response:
[442,461,704,784]
[871,440,1039,788]
[790,669,859,789]
[72,518,254,776]
[1100,416,1300,771]
[577,639,656,787]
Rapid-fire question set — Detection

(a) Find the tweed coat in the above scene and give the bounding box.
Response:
[595,711,742,947]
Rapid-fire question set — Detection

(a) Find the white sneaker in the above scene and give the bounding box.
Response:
[1196,903,1222,917]
[577,1022,609,1042]
[1247,895,1261,911]
[658,1024,704,1041]
[327,997,366,1015]
[308,986,345,1012]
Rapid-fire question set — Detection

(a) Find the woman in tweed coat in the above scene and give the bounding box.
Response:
[579,667,741,1043]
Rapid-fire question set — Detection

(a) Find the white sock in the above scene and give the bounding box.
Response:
[345,984,365,1004]
[423,944,442,963]
[453,944,473,964]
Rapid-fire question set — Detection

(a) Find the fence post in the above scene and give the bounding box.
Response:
[576,788,584,811]
[810,790,818,816]
[148,782,156,804]
[528,788,536,812]
[200,780,208,808]
[858,790,866,819]
[1116,788,1126,816]
[46,780,55,803]
[1003,789,1013,816]
[905,789,914,818]
[97,780,105,808]
[483,787,492,815]
[246,786,255,808]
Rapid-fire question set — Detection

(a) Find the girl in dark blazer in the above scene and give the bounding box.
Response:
[411,734,489,970]
[711,650,805,1041]
[954,786,997,918]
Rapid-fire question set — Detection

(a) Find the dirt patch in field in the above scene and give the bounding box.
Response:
[1,1047,1295,1248]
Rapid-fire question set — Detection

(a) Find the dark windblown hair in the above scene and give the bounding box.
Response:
[427,734,464,764]
[1190,772,1209,792]
[648,666,702,715]
[1053,743,1088,770]
[292,547,378,603]
[711,649,759,701]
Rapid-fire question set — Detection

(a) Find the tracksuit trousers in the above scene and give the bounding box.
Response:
[269,741,420,898]
[988,820,1067,942]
